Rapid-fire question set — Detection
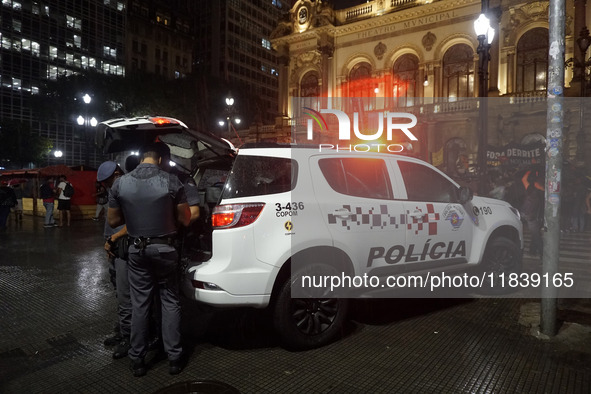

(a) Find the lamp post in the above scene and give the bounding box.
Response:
[576,27,591,164]
[77,93,97,166]
[219,95,241,138]
[474,12,495,195]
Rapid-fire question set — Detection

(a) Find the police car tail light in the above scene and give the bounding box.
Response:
[212,203,265,229]
[149,116,179,126]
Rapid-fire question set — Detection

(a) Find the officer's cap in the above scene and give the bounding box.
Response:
[97,161,117,182]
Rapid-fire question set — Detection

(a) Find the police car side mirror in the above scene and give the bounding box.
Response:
[457,186,473,205]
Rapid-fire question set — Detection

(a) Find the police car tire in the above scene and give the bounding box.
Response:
[273,264,349,350]
[479,236,522,295]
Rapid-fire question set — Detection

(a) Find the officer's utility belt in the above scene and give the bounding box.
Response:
[132,236,176,250]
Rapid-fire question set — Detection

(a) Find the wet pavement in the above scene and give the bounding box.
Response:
[0,216,590,393]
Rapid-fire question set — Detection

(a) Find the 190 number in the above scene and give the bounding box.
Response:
[476,206,493,215]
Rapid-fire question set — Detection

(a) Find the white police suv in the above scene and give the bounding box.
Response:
[96,116,523,350]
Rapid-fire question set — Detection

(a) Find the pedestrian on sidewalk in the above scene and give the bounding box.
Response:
[56,175,73,227]
[570,177,587,232]
[0,181,17,231]
[11,183,23,223]
[92,181,109,221]
[40,178,57,227]
[521,170,544,257]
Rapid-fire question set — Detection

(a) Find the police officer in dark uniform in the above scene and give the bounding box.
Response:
[108,142,190,377]
[97,161,131,360]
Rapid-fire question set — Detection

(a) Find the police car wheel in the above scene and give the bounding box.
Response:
[273,264,349,350]
[479,236,522,294]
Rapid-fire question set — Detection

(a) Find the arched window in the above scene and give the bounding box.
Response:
[392,54,419,108]
[349,62,373,97]
[516,28,548,93]
[300,71,319,97]
[442,44,474,100]
[348,62,374,111]
[349,62,375,111]
[300,71,320,110]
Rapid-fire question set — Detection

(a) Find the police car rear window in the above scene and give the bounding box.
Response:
[222,156,297,198]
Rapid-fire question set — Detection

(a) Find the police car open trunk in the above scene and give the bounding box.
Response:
[95,116,237,260]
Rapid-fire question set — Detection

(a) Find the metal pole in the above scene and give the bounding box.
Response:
[84,118,89,167]
[541,0,565,336]
[578,30,589,163]
[477,35,489,196]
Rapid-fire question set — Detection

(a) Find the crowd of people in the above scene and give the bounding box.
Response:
[38,175,74,227]
[486,166,591,257]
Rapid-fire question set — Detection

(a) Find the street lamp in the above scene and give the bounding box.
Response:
[576,27,591,163]
[78,93,97,166]
[474,12,495,195]
[220,94,241,138]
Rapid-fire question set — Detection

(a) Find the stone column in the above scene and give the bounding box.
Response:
[320,44,334,102]
[506,48,515,94]
[573,0,587,83]
[433,62,441,99]
[277,49,290,119]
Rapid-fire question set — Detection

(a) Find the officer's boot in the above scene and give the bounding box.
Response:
[112,337,131,359]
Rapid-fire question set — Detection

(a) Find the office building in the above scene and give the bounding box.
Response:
[192,0,293,126]
[1,0,126,168]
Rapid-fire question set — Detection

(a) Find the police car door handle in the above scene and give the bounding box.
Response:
[333,209,353,219]
[410,211,423,219]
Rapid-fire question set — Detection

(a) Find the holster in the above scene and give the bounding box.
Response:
[116,236,130,260]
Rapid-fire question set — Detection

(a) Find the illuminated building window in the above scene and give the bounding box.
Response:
[2,37,11,50]
[32,41,40,56]
[12,38,21,51]
[12,78,21,90]
[349,62,373,97]
[48,65,58,80]
[516,28,548,93]
[392,54,419,108]
[300,71,319,97]
[262,38,271,50]
[300,71,320,111]
[22,38,31,51]
[442,44,474,100]
[348,62,374,110]
[66,15,82,30]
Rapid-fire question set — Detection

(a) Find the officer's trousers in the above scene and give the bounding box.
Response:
[127,244,182,361]
[114,256,132,338]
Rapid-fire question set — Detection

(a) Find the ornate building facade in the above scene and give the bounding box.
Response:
[264,0,591,178]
